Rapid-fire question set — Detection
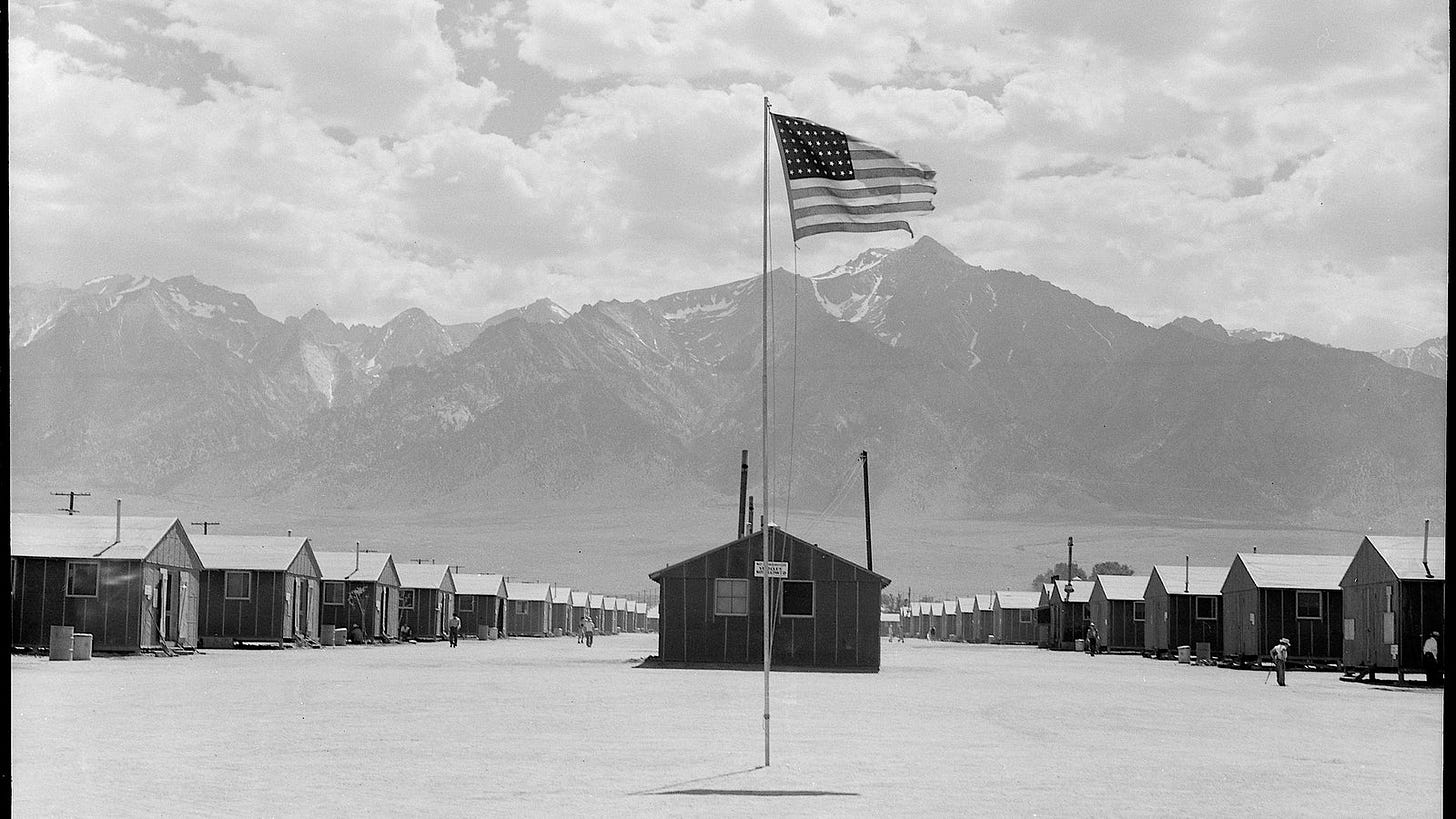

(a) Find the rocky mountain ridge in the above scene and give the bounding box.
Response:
[9,239,1447,529]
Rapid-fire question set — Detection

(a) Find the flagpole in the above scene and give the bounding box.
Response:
[761,95,772,768]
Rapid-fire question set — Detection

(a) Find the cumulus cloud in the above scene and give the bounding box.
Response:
[518,0,923,83]
[53,21,128,59]
[9,36,416,315]
[7,0,1447,349]
[154,0,504,137]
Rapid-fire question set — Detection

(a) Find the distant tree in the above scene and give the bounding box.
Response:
[1092,561,1136,577]
[1030,562,1086,590]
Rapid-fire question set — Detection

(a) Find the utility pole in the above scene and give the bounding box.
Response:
[53,491,90,515]
[1064,536,1075,649]
[191,521,220,534]
[738,449,749,539]
[860,451,873,573]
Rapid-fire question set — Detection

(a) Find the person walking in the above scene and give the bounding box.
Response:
[1085,621,1100,656]
[1422,631,1441,686]
[448,612,461,647]
[582,614,595,647]
[1270,636,1290,686]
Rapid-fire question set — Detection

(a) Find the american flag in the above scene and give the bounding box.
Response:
[771,113,937,240]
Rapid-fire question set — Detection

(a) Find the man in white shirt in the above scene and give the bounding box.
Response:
[1422,631,1441,686]
[1270,637,1290,686]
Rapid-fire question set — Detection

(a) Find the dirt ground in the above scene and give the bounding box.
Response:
[10,634,1443,816]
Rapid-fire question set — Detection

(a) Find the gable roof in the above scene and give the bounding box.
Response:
[314,551,399,585]
[648,527,891,587]
[617,598,631,611]
[191,535,318,575]
[1093,575,1149,602]
[975,594,994,611]
[942,599,960,615]
[550,586,572,604]
[1150,565,1230,596]
[1232,553,1353,590]
[636,602,648,614]
[570,590,589,607]
[10,513,194,563]
[588,593,604,608]
[1360,536,1446,581]
[394,562,455,593]
[453,572,507,597]
[994,590,1042,610]
[930,602,944,616]
[1051,579,1096,604]
[957,597,976,612]
[880,612,901,623]
[505,580,551,602]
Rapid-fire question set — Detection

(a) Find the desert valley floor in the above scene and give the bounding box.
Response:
[11,633,1443,817]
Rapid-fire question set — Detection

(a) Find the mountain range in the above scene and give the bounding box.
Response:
[8,237,1447,534]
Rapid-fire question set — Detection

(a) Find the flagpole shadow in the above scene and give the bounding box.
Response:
[629,766,764,796]
[632,765,858,798]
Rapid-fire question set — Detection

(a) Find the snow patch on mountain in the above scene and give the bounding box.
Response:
[813,247,891,281]
[1233,329,1288,342]
[299,342,337,405]
[13,316,57,348]
[812,272,887,323]
[83,274,152,292]
[662,298,737,321]
[168,290,223,318]
[1375,336,1448,379]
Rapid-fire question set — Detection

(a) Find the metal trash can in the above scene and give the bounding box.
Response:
[487,627,498,640]
[72,633,94,661]
[49,625,75,661]
[1178,645,1191,663]
[318,626,335,646]
[1074,638,1086,652]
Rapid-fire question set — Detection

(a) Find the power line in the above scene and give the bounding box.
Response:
[191,521,220,534]
[52,491,90,514]
[797,457,864,541]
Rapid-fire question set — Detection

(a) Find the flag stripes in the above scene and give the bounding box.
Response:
[771,113,937,240]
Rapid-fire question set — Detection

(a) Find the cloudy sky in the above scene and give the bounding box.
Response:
[9,0,1449,350]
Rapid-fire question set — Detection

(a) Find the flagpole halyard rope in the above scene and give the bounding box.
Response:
[784,251,799,529]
